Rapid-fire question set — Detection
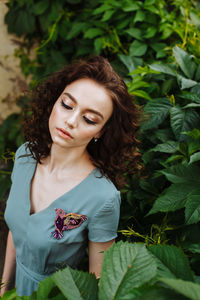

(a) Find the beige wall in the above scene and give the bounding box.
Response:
[0,1,28,123]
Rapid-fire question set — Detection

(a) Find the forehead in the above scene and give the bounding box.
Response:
[61,78,113,114]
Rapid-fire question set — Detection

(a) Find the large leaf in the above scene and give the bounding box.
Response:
[118,54,142,73]
[150,141,178,153]
[37,277,56,299]
[189,151,200,164]
[147,183,195,215]
[160,278,200,300]
[160,164,200,184]
[170,106,200,140]
[185,189,200,225]
[173,46,196,79]
[148,245,194,281]
[177,75,198,90]
[141,98,172,130]
[129,40,148,57]
[99,242,157,300]
[149,63,177,76]
[134,287,188,300]
[53,267,98,300]
[179,93,200,104]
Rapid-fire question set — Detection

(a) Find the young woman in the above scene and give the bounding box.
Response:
[1,56,140,296]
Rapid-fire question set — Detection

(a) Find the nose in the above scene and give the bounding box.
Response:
[65,111,78,129]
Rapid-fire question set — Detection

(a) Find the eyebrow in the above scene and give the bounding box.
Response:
[63,92,104,120]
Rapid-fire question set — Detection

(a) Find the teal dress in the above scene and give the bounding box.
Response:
[4,143,121,296]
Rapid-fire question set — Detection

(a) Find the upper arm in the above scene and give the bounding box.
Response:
[88,239,115,278]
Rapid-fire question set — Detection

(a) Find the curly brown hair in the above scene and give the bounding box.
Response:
[23,56,141,189]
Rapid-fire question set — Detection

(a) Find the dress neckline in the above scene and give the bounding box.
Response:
[28,160,98,217]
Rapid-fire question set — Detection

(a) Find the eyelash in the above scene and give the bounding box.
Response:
[61,100,97,125]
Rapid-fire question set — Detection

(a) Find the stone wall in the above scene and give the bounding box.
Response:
[0,1,28,123]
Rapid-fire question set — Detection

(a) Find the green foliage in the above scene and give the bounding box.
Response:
[2,241,200,299]
[2,0,200,296]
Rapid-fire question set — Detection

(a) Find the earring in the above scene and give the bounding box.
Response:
[94,138,98,142]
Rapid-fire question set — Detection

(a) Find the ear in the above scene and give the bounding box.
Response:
[94,127,106,139]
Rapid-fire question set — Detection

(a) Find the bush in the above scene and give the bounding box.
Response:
[1,0,200,297]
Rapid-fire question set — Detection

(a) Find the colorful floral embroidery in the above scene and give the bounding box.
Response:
[51,208,87,240]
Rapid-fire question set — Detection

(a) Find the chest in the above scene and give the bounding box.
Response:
[30,167,89,214]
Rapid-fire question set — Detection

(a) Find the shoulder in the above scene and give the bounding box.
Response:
[88,168,121,212]
[90,168,120,198]
[13,142,35,169]
[14,142,35,163]
[11,142,35,181]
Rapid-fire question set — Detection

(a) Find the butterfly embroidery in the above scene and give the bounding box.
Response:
[51,208,87,240]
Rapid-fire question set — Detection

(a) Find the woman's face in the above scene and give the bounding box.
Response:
[49,78,113,151]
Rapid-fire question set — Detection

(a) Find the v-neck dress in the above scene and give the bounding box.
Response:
[4,143,121,296]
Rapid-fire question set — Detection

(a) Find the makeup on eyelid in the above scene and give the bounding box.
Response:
[60,99,98,125]
[48,78,113,150]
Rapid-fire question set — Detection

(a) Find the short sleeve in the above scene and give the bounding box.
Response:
[88,191,121,242]
[11,143,27,182]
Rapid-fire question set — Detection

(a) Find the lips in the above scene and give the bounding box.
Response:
[57,128,73,139]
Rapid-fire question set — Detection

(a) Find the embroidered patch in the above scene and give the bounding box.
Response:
[51,208,87,240]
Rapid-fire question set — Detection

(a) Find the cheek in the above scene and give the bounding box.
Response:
[80,125,103,140]
[49,105,59,127]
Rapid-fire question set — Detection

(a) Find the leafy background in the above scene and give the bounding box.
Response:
[1,0,200,299]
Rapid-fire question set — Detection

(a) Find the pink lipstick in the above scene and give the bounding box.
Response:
[57,128,73,139]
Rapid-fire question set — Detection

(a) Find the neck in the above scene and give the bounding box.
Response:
[45,143,92,174]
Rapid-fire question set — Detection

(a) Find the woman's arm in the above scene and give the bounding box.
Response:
[0,230,16,296]
[88,239,114,279]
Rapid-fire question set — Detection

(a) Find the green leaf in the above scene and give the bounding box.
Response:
[134,10,145,23]
[37,276,55,299]
[134,287,187,300]
[150,42,167,52]
[177,75,198,90]
[162,78,175,95]
[156,50,167,59]
[160,278,200,300]
[149,63,176,76]
[99,241,157,300]
[170,106,184,139]
[94,37,103,54]
[93,4,111,15]
[173,46,196,79]
[128,79,150,91]
[183,243,200,254]
[179,93,200,104]
[185,189,200,225]
[183,103,200,109]
[170,106,200,140]
[33,0,49,15]
[101,10,115,22]
[144,26,157,38]
[148,245,194,281]
[66,22,85,40]
[141,98,172,130]
[15,10,35,36]
[147,183,195,215]
[129,40,148,57]
[122,2,140,12]
[190,10,200,27]
[118,55,142,73]
[53,267,98,300]
[125,28,143,40]
[160,164,200,184]
[84,28,103,39]
[130,90,152,100]
[151,141,178,154]
[189,152,200,164]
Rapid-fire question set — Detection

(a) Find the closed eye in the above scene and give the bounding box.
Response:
[61,100,72,110]
[83,117,97,125]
